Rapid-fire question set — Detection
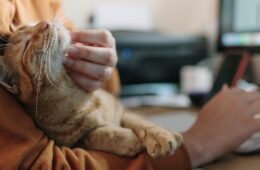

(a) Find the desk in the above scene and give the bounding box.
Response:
[203,154,260,170]
[129,106,260,170]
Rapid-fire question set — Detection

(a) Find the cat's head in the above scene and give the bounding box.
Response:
[0,21,71,102]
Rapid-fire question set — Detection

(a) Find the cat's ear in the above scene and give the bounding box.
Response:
[0,56,19,94]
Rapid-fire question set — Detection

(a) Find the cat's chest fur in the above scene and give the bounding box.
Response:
[26,78,123,146]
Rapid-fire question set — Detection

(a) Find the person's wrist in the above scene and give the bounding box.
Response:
[182,128,212,168]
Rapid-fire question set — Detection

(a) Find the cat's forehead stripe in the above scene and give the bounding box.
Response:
[12,27,35,43]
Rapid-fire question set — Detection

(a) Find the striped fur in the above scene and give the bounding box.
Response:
[0,21,182,157]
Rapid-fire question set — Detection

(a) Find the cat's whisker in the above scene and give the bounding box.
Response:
[60,16,67,23]
[46,55,65,91]
[0,43,13,48]
[55,9,67,23]
[45,36,68,91]
[45,53,58,88]
[0,36,8,41]
[2,42,12,45]
[40,39,51,79]
[54,11,69,25]
[0,43,11,46]
[32,39,51,121]
[40,47,51,74]
[54,8,63,20]
[34,56,45,121]
[41,40,65,91]
[0,43,12,50]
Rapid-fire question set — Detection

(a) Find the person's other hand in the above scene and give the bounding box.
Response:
[183,86,260,168]
[64,29,118,92]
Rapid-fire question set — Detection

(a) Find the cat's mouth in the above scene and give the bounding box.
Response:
[25,21,71,89]
[32,21,71,67]
[48,21,71,51]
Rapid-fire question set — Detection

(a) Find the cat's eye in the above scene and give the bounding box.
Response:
[25,40,30,48]
[23,40,30,53]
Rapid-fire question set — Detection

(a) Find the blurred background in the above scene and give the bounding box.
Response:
[61,0,260,131]
[62,0,217,39]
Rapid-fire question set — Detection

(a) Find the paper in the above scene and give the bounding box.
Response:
[120,95,192,108]
[145,111,197,132]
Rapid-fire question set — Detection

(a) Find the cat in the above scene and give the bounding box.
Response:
[0,20,182,157]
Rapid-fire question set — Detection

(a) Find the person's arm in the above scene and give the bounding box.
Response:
[183,86,260,168]
[0,87,191,170]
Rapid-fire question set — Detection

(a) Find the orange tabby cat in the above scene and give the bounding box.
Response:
[0,21,182,157]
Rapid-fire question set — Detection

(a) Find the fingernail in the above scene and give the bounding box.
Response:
[67,45,79,57]
[105,68,113,77]
[64,58,75,67]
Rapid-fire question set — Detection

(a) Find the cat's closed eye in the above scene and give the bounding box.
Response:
[23,40,30,52]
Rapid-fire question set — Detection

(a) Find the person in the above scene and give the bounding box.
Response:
[1,0,260,169]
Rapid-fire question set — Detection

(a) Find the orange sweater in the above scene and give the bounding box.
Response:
[0,0,192,169]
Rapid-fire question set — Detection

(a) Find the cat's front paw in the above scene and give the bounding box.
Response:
[140,127,182,158]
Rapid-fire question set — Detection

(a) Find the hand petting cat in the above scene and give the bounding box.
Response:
[64,29,118,92]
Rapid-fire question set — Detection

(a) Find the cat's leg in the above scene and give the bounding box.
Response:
[82,126,143,156]
[121,112,183,158]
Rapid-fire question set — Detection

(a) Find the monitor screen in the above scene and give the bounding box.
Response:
[218,0,260,52]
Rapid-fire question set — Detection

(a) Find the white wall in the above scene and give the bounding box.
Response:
[62,0,158,29]
[62,0,218,39]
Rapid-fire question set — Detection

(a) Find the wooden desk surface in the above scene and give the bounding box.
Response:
[203,154,260,170]
[129,106,260,170]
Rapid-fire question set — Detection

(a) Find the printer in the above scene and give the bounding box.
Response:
[113,31,208,90]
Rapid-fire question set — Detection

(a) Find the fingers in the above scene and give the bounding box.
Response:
[67,44,117,67]
[241,91,260,103]
[248,99,260,115]
[221,84,229,91]
[64,58,113,82]
[71,29,116,48]
[220,87,243,97]
[68,72,103,92]
[252,111,260,130]
[65,29,118,92]
[236,92,260,130]
[229,88,244,95]
[254,113,260,119]
[226,87,260,103]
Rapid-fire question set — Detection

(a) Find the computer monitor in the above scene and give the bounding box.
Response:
[218,0,260,53]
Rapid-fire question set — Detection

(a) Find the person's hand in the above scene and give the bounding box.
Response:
[183,86,260,168]
[64,29,118,92]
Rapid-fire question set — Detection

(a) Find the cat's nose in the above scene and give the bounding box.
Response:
[42,22,49,30]
[39,21,49,31]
